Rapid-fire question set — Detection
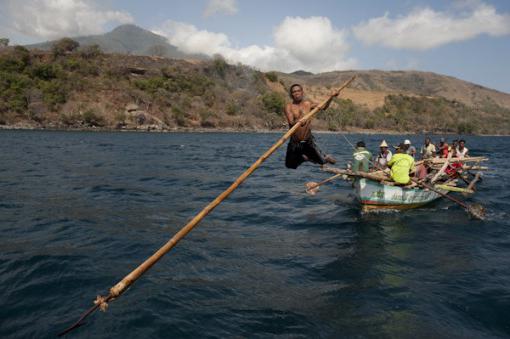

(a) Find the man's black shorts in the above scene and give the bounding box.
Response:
[285,135,327,169]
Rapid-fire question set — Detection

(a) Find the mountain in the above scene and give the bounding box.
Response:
[290,70,314,76]
[279,70,510,110]
[26,24,206,60]
[0,47,509,134]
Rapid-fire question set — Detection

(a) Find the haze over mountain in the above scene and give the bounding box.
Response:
[26,24,206,60]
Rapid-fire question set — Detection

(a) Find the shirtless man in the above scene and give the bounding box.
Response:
[284,84,336,169]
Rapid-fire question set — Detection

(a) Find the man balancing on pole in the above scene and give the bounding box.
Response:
[284,84,337,169]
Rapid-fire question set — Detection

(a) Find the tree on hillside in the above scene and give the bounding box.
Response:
[79,44,102,59]
[52,38,80,57]
[0,38,9,47]
[261,92,285,114]
[265,72,278,82]
[212,54,228,78]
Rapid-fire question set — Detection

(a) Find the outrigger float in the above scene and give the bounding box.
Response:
[307,156,488,217]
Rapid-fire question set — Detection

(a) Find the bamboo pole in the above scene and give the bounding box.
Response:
[58,76,357,336]
[434,184,474,194]
[462,166,489,171]
[323,167,389,182]
[425,156,488,164]
[431,153,452,183]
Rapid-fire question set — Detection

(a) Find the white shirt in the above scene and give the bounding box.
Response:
[456,146,469,159]
[376,150,392,167]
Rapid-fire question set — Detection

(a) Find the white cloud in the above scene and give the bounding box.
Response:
[204,0,238,17]
[274,17,354,71]
[153,16,357,73]
[353,2,510,50]
[3,0,134,40]
[153,21,230,55]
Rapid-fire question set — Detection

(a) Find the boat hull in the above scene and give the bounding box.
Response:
[355,178,445,212]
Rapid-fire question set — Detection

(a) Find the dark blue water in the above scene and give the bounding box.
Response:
[1,130,509,338]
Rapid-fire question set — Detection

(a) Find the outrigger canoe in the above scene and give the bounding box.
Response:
[320,162,487,213]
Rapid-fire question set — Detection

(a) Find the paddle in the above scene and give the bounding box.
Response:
[412,178,485,220]
[58,76,357,336]
[305,173,343,195]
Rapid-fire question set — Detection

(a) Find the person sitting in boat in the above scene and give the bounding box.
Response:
[451,139,459,157]
[284,84,337,169]
[404,139,417,159]
[375,140,392,169]
[352,141,372,172]
[387,143,415,185]
[444,139,469,177]
[420,137,436,159]
[437,138,449,158]
[456,139,469,159]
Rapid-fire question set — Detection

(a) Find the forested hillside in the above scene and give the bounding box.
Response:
[1,40,509,134]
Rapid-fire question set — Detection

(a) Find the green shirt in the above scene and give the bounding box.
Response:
[387,153,415,184]
[352,147,372,172]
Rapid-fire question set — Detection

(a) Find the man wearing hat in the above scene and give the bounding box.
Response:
[404,139,416,159]
[375,140,392,169]
[387,143,415,185]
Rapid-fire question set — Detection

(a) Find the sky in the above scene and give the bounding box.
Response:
[1,0,509,93]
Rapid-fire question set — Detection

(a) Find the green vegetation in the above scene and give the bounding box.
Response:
[0,72,32,113]
[52,38,80,57]
[0,44,101,120]
[265,72,278,82]
[40,79,68,109]
[0,46,509,134]
[261,92,285,114]
[30,63,62,80]
[318,94,510,134]
[79,44,102,59]
[212,55,227,78]
[82,109,105,127]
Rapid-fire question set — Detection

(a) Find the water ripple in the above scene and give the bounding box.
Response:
[0,131,509,338]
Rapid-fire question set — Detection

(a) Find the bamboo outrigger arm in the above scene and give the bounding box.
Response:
[322,166,390,182]
[425,156,488,164]
[58,76,357,336]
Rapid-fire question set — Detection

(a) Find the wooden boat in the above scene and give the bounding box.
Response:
[320,159,487,213]
[355,178,447,212]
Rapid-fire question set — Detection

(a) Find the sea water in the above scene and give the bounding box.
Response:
[1,130,509,338]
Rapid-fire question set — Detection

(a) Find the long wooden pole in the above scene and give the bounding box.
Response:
[59,76,356,336]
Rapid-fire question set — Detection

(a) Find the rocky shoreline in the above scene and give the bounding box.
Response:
[1,123,499,136]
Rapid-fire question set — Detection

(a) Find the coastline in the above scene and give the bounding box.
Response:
[0,123,507,136]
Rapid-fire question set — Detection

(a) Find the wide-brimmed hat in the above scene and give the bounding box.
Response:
[379,140,388,147]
